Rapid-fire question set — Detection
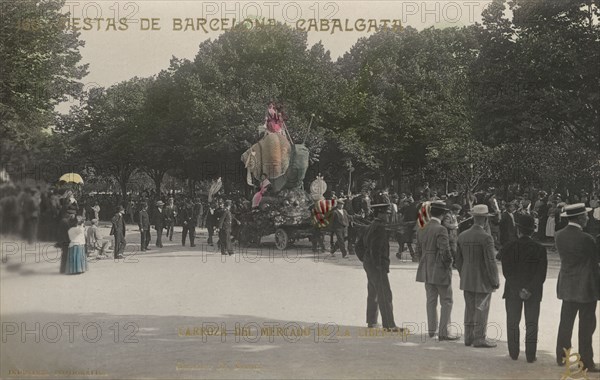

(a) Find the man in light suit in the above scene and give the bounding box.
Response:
[456,204,500,348]
[415,201,458,340]
[500,214,547,363]
[555,203,600,373]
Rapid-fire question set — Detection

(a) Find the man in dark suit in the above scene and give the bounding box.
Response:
[205,202,217,246]
[555,203,600,372]
[355,203,401,331]
[499,201,518,248]
[138,202,151,252]
[330,199,349,258]
[415,201,458,340]
[218,200,234,255]
[164,197,177,241]
[500,214,547,363]
[153,201,165,248]
[398,197,418,261]
[456,204,500,348]
[180,198,197,247]
[110,206,126,259]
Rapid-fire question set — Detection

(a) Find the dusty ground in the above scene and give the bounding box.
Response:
[1,224,599,379]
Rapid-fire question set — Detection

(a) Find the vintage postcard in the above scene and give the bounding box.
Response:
[1,0,599,379]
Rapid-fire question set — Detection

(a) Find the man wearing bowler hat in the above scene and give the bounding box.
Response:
[110,205,126,259]
[456,204,500,348]
[415,201,458,340]
[500,214,547,362]
[356,203,402,332]
[555,203,600,372]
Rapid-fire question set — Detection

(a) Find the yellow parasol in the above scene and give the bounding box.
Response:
[59,173,84,184]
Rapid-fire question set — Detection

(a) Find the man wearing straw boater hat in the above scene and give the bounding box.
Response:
[500,214,547,363]
[415,201,458,341]
[355,203,402,332]
[555,203,600,373]
[455,204,500,348]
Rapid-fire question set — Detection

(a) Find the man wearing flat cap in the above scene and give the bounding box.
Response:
[330,199,349,258]
[456,204,500,348]
[415,201,458,340]
[555,203,600,373]
[500,214,547,363]
[110,205,126,259]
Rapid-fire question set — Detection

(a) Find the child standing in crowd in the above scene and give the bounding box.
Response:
[65,216,88,275]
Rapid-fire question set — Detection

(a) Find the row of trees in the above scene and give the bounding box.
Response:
[2,0,599,199]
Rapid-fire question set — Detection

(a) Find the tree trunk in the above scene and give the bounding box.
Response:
[119,179,127,205]
[112,165,133,206]
[150,169,165,197]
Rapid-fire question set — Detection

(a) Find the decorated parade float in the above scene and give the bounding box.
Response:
[238,103,325,250]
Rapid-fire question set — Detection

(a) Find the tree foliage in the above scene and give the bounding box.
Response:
[5,4,599,195]
[471,0,600,152]
[0,0,87,169]
[337,26,479,185]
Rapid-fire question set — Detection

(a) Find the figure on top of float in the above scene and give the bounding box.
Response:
[242,100,295,194]
[264,101,288,134]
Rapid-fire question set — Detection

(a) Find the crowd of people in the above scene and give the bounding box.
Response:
[311,183,600,263]
[1,177,600,372]
[350,196,599,373]
[2,180,600,259]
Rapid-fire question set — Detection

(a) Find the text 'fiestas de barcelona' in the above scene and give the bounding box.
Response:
[16,17,403,33]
